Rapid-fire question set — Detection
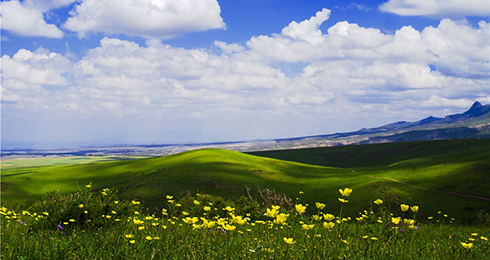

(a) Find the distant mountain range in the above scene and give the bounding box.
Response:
[269,101,490,149]
[2,102,489,157]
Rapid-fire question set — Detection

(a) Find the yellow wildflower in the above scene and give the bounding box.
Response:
[129,240,135,244]
[316,202,326,210]
[391,217,401,225]
[69,219,75,222]
[283,237,296,245]
[400,204,409,212]
[193,200,200,206]
[323,213,335,221]
[146,236,152,241]
[183,217,199,224]
[481,236,488,241]
[166,195,173,200]
[410,206,419,213]
[224,206,235,212]
[85,183,92,188]
[203,206,211,211]
[231,214,248,225]
[339,188,352,197]
[461,242,473,249]
[274,213,289,225]
[338,198,348,203]
[138,226,145,230]
[79,204,84,208]
[312,215,322,221]
[223,224,236,231]
[471,233,478,236]
[302,224,315,231]
[323,222,335,229]
[266,207,279,218]
[125,234,134,238]
[295,204,307,214]
[371,237,378,241]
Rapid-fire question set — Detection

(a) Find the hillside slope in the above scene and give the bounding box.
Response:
[2,140,490,222]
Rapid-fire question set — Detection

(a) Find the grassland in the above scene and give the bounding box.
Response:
[2,138,489,223]
[2,139,490,259]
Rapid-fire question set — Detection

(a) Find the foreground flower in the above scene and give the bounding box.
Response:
[374,199,383,205]
[338,198,348,203]
[339,188,352,197]
[302,224,315,231]
[295,204,307,214]
[274,213,289,225]
[315,202,326,210]
[224,206,235,212]
[391,217,401,225]
[267,206,280,218]
[323,222,335,230]
[312,215,322,221]
[183,217,199,224]
[461,242,473,249]
[400,204,409,212]
[323,213,335,221]
[223,224,236,231]
[410,206,419,213]
[283,237,296,245]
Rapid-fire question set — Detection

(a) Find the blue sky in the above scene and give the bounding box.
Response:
[1,0,489,148]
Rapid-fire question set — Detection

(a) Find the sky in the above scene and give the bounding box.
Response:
[1,0,489,148]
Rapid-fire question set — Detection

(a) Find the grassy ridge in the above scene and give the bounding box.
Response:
[2,139,490,222]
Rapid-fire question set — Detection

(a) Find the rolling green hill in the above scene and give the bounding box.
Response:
[2,139,490,222]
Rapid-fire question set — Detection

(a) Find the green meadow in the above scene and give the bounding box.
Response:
[1,139,490,259]
[2,139,490,222]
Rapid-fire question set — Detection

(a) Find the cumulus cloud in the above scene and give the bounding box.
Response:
[64,0,226,39]
[379,0,490,18]
[2,9,489,143]
[0,0,64,38]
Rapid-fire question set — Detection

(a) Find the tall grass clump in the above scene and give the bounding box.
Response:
[1,184,489,259]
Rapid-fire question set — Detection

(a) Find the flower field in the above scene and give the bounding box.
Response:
[1,184,489,259]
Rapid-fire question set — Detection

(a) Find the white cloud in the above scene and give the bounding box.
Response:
[379,0,490,18]
[281,8,330,44]
[2,9,489,144]
[0,0,64,38]
[2,48,72,86]
[64,0,226,39]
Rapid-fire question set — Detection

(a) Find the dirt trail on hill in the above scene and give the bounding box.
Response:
[354,172,490,201]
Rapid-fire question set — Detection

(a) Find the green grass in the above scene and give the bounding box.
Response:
[1,186,489,259]
[2,139,490,223]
